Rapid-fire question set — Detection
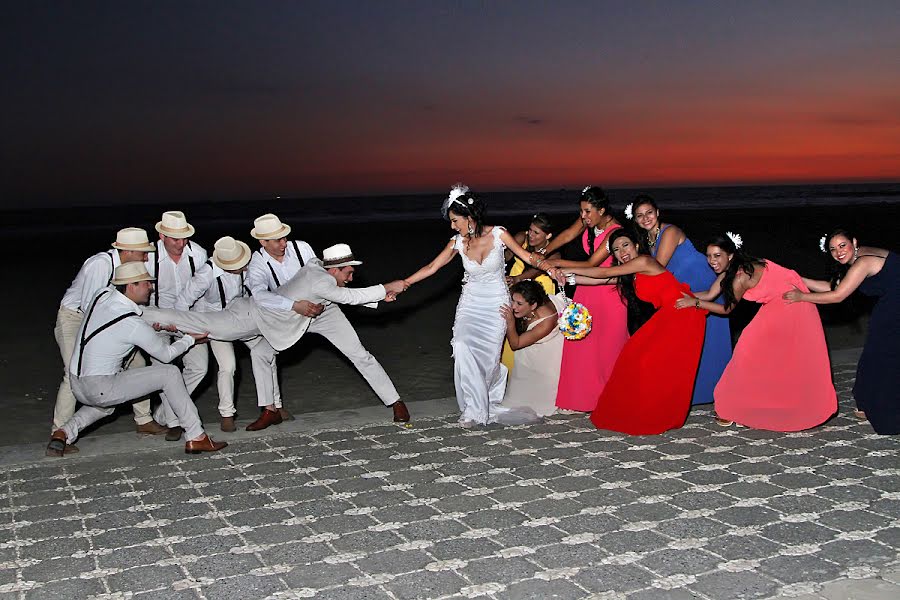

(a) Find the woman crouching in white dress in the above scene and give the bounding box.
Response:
[402,185,542,427]
[500,280,564,417]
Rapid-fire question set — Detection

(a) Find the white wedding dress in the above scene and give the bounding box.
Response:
[452,227,540,426]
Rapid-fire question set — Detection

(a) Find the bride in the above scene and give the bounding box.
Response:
[402,184,544,427]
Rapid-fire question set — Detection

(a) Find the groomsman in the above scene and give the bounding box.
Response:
[52,227,167,451]
[48,262,225,456]
[147,211,209,440]
[245,213,323,426]
[139,244,411,424]
[175,236,283,432]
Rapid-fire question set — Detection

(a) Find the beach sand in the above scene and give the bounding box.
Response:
[1,202,895,445]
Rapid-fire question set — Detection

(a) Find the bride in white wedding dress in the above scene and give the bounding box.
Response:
[402,185,543,427]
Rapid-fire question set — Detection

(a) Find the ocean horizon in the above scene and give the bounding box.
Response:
[3,181,899,239]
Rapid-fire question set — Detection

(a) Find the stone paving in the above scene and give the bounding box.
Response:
[0,359,898,599]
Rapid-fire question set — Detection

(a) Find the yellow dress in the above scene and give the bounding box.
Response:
[501,244,558,372]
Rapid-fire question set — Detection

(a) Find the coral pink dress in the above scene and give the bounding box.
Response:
[591,271,707,435]
[555,226,629,411]
[714,261,838,431]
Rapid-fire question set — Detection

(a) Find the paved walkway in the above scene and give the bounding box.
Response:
[0,350,897,599]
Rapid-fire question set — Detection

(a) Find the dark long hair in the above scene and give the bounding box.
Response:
[581,186,610,252]
[824,228,855,290]
[509,280,550,334]
[525,213,554,252]
[707,233,765,310]
[446,190,487,238]
[606,228,655,333]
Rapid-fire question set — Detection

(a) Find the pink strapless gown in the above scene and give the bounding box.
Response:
[714,261,837,431]
[555,226,629,411]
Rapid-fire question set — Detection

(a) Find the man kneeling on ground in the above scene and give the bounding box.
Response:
[47,262,227,456]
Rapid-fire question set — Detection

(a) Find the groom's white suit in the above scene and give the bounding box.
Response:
[141,258,400,406]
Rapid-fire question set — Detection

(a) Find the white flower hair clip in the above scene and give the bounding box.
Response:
[582,185,592,194]
[819,236,827,253]
[725,231,743,249]
[624,203,633,220]
[441,183,471,218]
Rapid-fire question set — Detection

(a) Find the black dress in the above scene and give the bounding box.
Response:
[854,251,900,435]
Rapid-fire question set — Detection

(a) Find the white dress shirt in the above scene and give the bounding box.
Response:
[246,240,316,311]
[148,240,208,309]
[70,288,195,378]
[59,250,122,312]
[176,261,248,313]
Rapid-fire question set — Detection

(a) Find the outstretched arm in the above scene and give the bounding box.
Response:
[799,277,831,293]
[676,273,744,314]
[403,239,458,288]
[541,217,585,255]
[784,257,877,304]
[509,251,561,284]
[558,255,655,279]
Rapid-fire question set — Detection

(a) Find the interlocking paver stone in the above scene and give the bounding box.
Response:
[0,356,897,599]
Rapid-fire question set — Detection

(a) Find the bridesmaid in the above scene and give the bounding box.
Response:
[553,228,707,435]
[675,233,837,431]
[500,280,564,417]
[501,213,559,372]
[629,195,732,405]
[783,229,898,435]
[540,186,629,413]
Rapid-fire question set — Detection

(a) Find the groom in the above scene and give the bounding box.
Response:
[141,243,411,423]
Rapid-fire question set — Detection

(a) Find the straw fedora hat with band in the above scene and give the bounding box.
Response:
[111,227,155,252]
[111,262,156,285]
[155,211,196,239]
[251,213,291,240]
[322,244,362,269]
[212,236,252,271]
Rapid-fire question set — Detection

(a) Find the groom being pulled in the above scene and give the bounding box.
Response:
[140,243,411,424]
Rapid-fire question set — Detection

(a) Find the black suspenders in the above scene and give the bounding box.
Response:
[265,241,304,290]
[106,251,115,285]
[153,243,196,306]
[75,291,138,377]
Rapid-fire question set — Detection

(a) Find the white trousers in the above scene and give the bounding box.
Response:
[53,306,152,431]
[307,305,399,406]
[67,365,204,443]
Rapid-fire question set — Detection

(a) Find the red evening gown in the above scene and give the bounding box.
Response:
[591,271,707,435]
[555,226,629,411]
[714,261,837,431]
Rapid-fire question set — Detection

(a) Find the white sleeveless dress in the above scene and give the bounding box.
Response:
[453,227,539,425]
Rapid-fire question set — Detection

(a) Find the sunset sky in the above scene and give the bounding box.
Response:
[2,1,899,207]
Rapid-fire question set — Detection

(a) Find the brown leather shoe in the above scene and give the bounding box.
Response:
[45,430,68,457]
[184,434,227,454]
[246,409,282,431]
[278,408,296,421]
[220,416,236,432]
[136,420,169,435]
[165,426,185,442]
[391,400,410,423]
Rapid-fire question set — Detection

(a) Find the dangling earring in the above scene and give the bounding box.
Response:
[854,246,859,260]
[467,224,475,235]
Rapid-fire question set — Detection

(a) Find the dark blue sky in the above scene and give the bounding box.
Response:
[2,1,899,207]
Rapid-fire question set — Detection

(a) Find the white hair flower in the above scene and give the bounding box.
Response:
[582,185,592,194]
[725,231,743,250]
[441,183,470,218]
[624,203,633,220]
[819,236,827,253]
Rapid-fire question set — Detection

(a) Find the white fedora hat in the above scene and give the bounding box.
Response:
[111,227,155,252]
[322,243,362,269]
[155,210,195,238]
[111,261,155,285]
[251,213,291,240]
[212,236,252,271]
